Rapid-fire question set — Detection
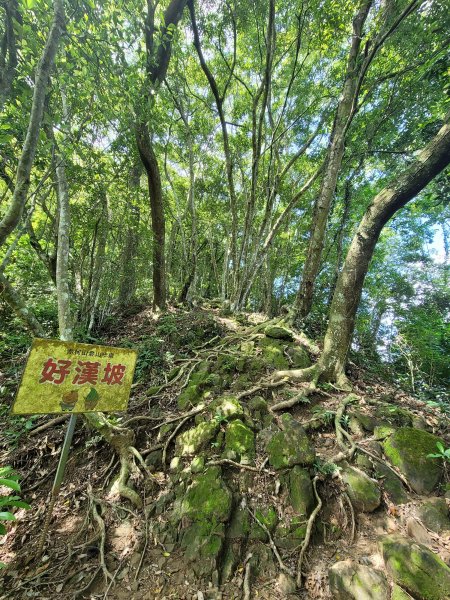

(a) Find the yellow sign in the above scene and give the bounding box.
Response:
[12,338,137,415]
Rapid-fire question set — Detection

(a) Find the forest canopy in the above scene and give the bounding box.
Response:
[0,0,449,390]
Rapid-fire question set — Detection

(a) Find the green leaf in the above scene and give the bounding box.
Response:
[0,512,16,521]
[6,500,31,510]
[0,479,21,492]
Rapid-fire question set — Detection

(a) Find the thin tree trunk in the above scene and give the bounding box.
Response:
[88,191,109,332]
[0,0,21,110]
[188,0,238,286]
[318,112,450,386]
[293,0,372,321]
[0,0,64,247]
[54,144,72,341]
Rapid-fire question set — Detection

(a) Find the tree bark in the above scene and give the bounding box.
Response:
[135,0,188,310]
[318,112,450,385]
[0,0,21,110]
[54,142,72,341]
[293,0,372,321]
[135,121,166,310]
[0,0,64,247]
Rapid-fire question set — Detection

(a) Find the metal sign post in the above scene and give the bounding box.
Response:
[36,413,78,557]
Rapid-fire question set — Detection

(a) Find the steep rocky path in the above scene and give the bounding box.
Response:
[1,307,449,599]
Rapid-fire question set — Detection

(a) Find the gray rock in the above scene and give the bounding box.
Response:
[405,517,433,546]
[329,559,389,599]
[374,462,408,505]
[417,497,450,533]
[277,572,297,596]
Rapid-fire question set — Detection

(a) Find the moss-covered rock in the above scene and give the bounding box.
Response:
[274,517,307,549]
[258,336,289,369]
[181,467,232,522]
[373,424,396,440]
[380,534,450,600]
[177,384,203,409]
[224,419,255,462]
[355,452,374,473]
[374,462,408,505]
[391,585,413,599]
[190,455,205,474]
[289,467,314,516]
[180,520,225,575]
[383,428,444,494]
[210,395,245,420]
[249,396,268,413]
[175,420,219,456]
[351,409,379,432]
[249,506,278,541]
[375,404,413,427]
[341,464,381,512]
[329,560,389,600]
[286,345,311,369]
[265,325,294,340]
[266,413,316,469]
[417,498,450,533]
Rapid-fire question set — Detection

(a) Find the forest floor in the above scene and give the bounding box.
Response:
[0,305,449,599]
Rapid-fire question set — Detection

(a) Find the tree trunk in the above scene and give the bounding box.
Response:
[135,121,166,310]
[0,269,45,336]
[134,0,188,310]
[0,0,64,247]
[293,0,372,321]
[318,112,450,386]
[54,143,73,341]
[88,191,109,332]
[0,0,21,110]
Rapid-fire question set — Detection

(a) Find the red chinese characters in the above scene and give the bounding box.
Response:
[72,361,101,385]
[101,363,126,385]
[39,358,127,386]
[39,358,72,385]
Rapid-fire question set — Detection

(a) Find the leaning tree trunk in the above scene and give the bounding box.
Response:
[293,0,372,321]
[0,0,64,247]
[318,112,450,386]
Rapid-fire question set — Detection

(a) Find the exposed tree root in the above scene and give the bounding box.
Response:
[207,458,275,475]
[29,415,68,436]
[296,475,322,587]
[334,394,357,457]
[162,414,191,467]
[83,413,143,508]
[342,491,356,543]
[89,493,113,583]
[236,378,288,400]
[242,552,253,600]
[247,505,294,577]
[273,364,319,383]
[270,382,316,412]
